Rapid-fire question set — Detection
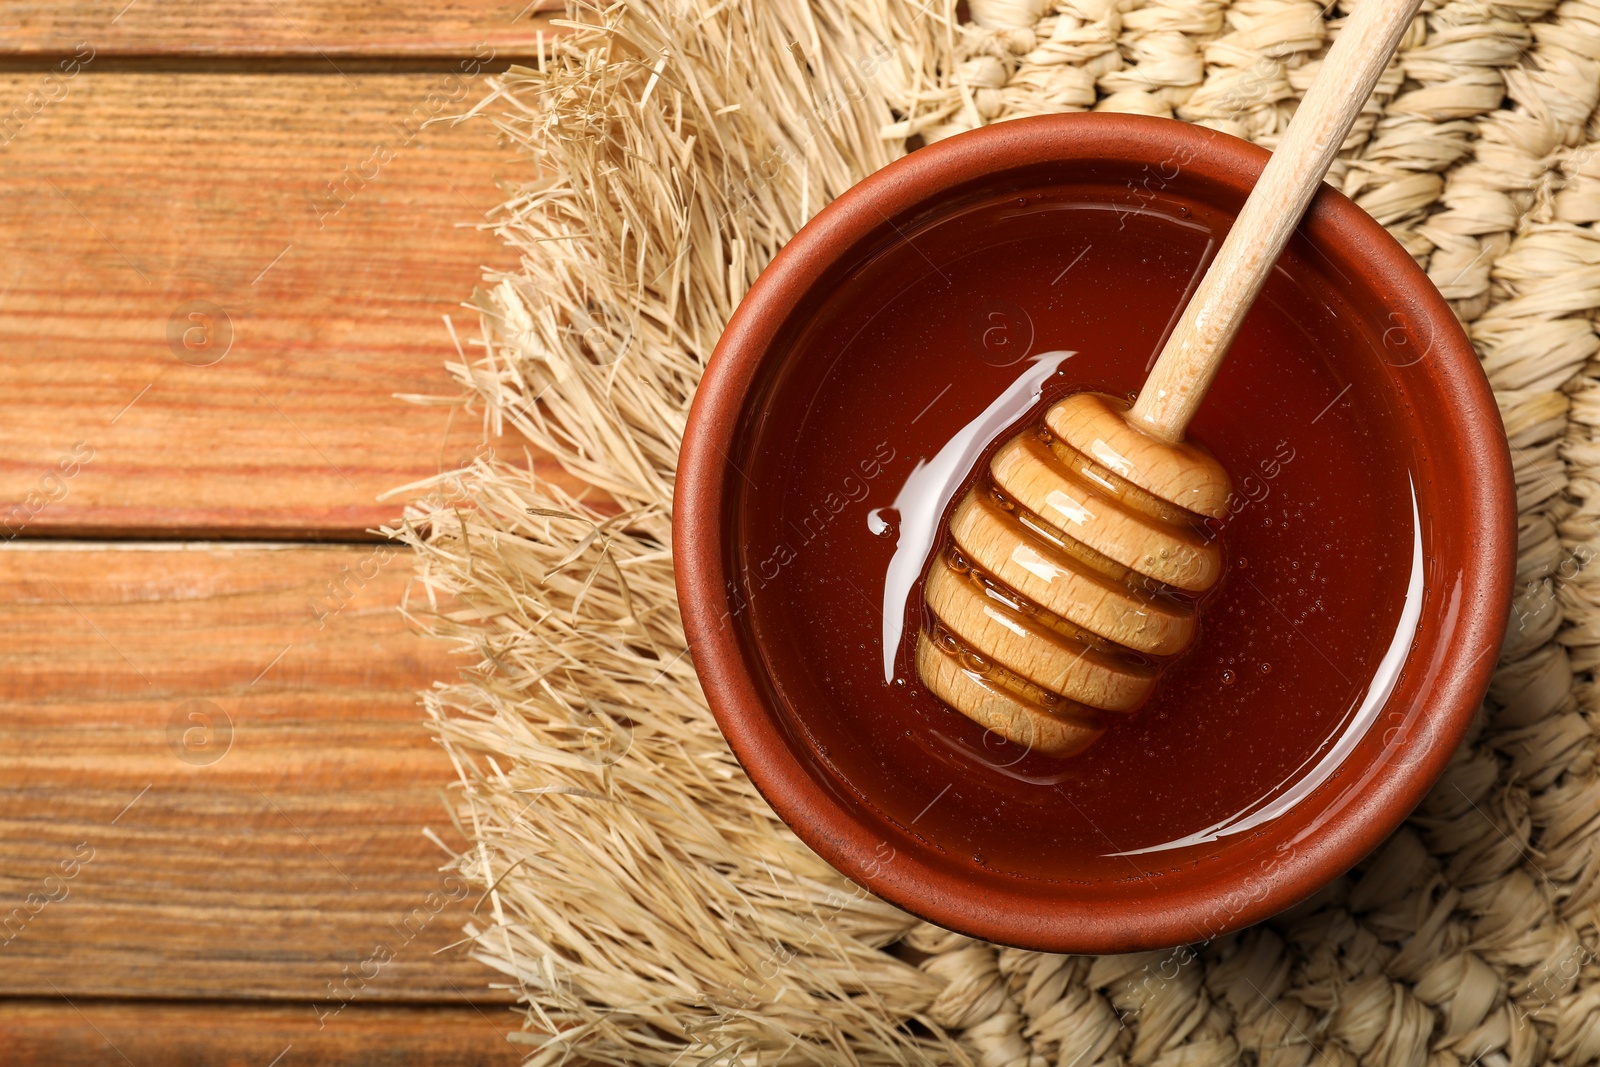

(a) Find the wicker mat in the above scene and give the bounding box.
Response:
[391,0,1600,1063]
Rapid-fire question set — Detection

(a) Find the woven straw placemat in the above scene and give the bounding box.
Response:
[391,0,1600,1062]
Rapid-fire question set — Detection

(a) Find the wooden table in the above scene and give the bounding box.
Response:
[0,4,566,1061]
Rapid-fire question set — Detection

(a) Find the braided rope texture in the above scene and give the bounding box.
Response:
[396,1,1600,1063]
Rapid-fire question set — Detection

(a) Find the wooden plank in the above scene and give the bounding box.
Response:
[0,1001,522,1065]
[0,1,561,58]
[0,71,574,539]
[0,543,515,1002]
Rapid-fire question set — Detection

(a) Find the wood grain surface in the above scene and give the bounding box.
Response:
[1,1001,522,1065]
[0,70,571,539]
[0,12,556,1059]
[0,543,515,1004]
[0,1,560,58]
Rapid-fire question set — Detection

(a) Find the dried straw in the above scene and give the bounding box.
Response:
[391,0,1600,1063]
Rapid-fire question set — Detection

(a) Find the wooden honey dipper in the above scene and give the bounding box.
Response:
[917,0,1423,758]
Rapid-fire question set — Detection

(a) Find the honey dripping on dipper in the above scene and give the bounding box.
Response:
[913,0,1424,758]
[918,392,1228,757]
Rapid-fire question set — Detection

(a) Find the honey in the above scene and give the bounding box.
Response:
[731,182,1413,877]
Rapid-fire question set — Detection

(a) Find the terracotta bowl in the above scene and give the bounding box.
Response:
[673,113,1515,953]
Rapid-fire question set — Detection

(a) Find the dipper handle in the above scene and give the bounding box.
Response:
[1129,0,1423,443]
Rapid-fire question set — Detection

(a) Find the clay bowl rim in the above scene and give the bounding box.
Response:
[673,112,1516,953]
